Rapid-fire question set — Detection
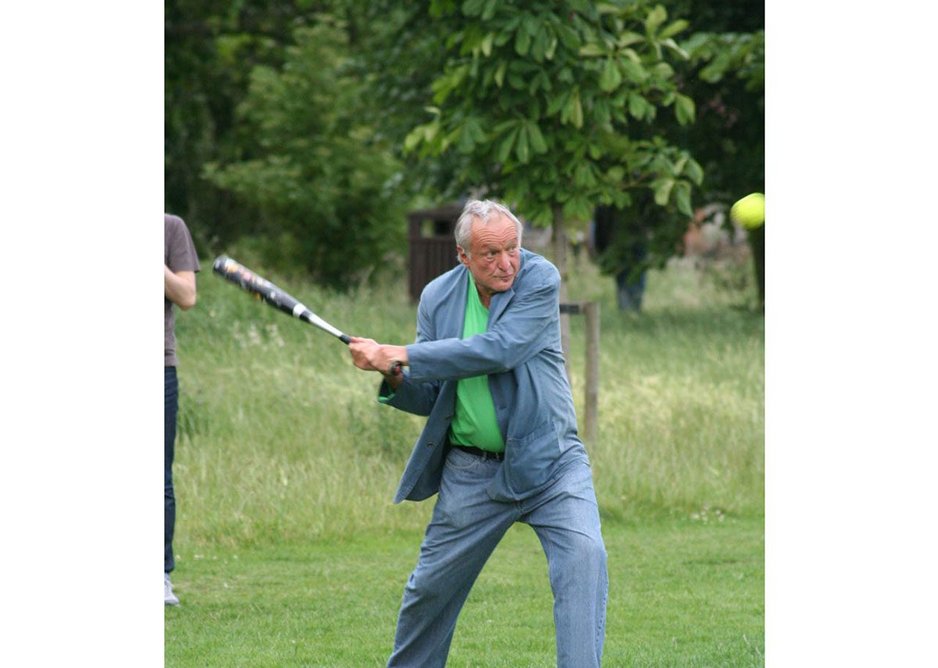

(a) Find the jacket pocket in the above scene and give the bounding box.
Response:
[503,420,560,494]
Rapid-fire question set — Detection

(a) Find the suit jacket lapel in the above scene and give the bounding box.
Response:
[440,267,469,340]
[488,286,514,325]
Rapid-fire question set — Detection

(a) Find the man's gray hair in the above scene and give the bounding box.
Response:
[454,199,523,254]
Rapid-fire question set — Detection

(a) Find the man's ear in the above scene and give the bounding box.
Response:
[456,246,470,267]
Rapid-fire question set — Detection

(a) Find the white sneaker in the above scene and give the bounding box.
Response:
[164,573,180,606]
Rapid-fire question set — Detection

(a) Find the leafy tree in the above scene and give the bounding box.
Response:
[389,0,703,304]
[203,20,409,288]
[589,1,764,309]
[679,28,764,201]
[679,26,764,308]
[166,1,305,246]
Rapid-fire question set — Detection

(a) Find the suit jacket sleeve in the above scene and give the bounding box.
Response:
[377,282,445,415]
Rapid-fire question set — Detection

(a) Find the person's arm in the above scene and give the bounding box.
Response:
[407,261,559,381]
[164,266,197,310]
[348,293,441,415]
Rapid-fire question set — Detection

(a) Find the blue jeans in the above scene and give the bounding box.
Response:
[165,366,178,574]
[388,448,608,667]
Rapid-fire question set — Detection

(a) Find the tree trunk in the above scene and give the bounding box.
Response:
[552,206,572,383]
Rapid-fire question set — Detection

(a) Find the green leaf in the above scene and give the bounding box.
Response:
[515,124,530,162]
[467,117,486,144]
[675,93,695,125]
[457,124,476,153]
[652,62,674,79]
[653,177,674,206]
[481,33,494,57]
[628,93,650,120]
[594,98,611,126]
[579,43,606,57]
[547,90,568,116]
[529,32,544,62]
[568,89,583,128]
[675,181,693,217]
[461,0,484,17]
[616,32,644,49]
[403,127,424,154]
[599,58,622,92]
[507,71,526,89]
[545,35,558,60]
[481,0,497,21]
[659,19,689,39]
[574,163,597,188]
[496,127,518,163]
[700,51,732,83]
[620,58,647,83]
[440,127,460,153]
[527,122,548,153]
[661,38,689,60]
[645,5,667,36]
[493,119,517,133]
[685,158,704,185]
[621,48,641,64]
[423,122,440,143]
[556,24,581,51]
[494,30,512,47]
[494,61,507,87]
[515,27,531,55]
[564,195,593,223]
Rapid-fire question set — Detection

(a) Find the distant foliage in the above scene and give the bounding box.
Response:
[165,0,763,295]
[677,28,764,202]
[165,0,307,251]
[395,1,704,228]
[203,22,409,289]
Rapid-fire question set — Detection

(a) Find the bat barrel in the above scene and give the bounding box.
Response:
[213,255,350,343]
[213,255,300,317]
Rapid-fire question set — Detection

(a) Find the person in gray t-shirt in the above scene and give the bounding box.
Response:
[164,213,200,606]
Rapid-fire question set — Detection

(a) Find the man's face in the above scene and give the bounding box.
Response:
[458,213,521,302]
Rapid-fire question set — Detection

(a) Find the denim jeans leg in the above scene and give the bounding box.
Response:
[523,460,608,668]
[165,366,178,574]
[388,449,516,668]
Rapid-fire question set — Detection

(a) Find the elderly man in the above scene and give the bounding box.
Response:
[350,199,607,667]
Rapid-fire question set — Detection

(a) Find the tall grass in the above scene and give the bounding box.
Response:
[566,256,763,522]
[173,254,763,550]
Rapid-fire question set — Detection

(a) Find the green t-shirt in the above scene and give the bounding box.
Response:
[449,274,505,452]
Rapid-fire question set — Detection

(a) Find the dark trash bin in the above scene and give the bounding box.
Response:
[407,203,462,303]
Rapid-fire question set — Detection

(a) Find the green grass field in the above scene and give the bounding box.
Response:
[167,253,763,666]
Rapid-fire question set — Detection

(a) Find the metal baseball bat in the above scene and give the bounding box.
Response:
[212,255,352,344]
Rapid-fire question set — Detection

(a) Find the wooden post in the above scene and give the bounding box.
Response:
[559,301,600,441]
[583,301,600,442]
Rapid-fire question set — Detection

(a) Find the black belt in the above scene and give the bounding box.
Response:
[452,444,505,461]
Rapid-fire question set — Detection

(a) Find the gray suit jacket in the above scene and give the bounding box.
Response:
[380,248,589,503]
